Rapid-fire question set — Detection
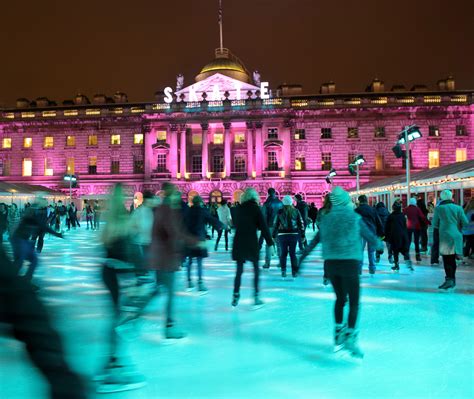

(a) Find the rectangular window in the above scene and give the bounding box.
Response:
[24,137,32,148]
[156,154,167,172]
[456,125,467,136]
[456,148,467,162]
[2,138,11,149]
[295,156,306,170]
[66,158,75,174]
[213,133,224,144]
[192,155,202,173]
[44,158,53,176]
[428,149,440,168]
[374,127,385,138]
[22,158,32,176]
[134,133,144,145]
[2,159,11,176]
[111,160,120,174]
[66,135,75,146]
[267,151,279,170]
[347,127,359,139]
[321,153,332,171]
[234,155,246,172]
[44,136,54,148]
[156,131,167,143]
[88,135,98,146]
[375,153,384,171]
[110,134,121,145]
[295,129,306,140]
[212,155,224,172]
[192,134,202,145]
[234,133,245,143]
[268,128,278,139]
[321,128,332,139]
[429,126,440,137]
[133,157,144,173]
[88,157,97,174]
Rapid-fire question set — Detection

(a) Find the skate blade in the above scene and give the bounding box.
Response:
[251,304,265,310]
[333,344,345,353]
[96,380,147,394]
[196,290,209,296]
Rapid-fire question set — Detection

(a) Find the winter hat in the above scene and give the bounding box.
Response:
[440,190,453,201]
[282,195,293,206]
[330,186,351,207]
[392,201,402,211]
[409,197,417,206]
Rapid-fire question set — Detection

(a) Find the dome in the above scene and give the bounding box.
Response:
[195,48,251,84]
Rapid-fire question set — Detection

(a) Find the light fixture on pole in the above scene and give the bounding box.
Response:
[349,155,365,192]
[63,174,77,202]
[325,168,337,184]
[392,125,422,201]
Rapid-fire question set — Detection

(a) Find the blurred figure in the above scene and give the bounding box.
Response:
[215,199,232,251]
[93,201,101,230]
[433,190,468,290]
[56,200,67,233]
[462,198,474,260]
[294,194,308,251]
[231,188,273,308]
[319,187,383,358]
[7,203,20,239]
[0,245,87,399]
[385,201,413,272]
[404,197,429,262]
[417,198,430,252]
[85,201,94,230]
[273,195,305,278]
[375,202,390,263]
[0,203,8,242]
[67,202,78,230]
[308,202,318,232]
[184,195,223,291]
[209,202,219,238]
[260,187,282,269]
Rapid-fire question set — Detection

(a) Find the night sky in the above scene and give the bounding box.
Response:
[1,0,473,106]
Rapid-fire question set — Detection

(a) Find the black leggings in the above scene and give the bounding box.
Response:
[326,260,360,329]
[234,261,259,294]
[442,254,457,279]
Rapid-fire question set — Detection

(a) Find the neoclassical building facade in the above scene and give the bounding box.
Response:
[1,49,473,205]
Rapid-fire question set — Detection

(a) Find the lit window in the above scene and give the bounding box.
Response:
[44,136,54,148]
[88,135,98,146]
[192,155,202,173]
[212,155,224,172]
[156,131,167,142]
[67,158,75,174]
[321,128,332,139]
[235,133,245,143]
[295,157,306,170]
[2,138,11,149]
[111,134,121,145]
[456,125,467,136]
[347,127,358,139]
[66,136,75,146]
[192,134,202,145]
[295,129,306,140]
[429,126,440,137]
[88,157,97,174]
[428,149,440,168]
[267,151,279,170]
[134,133,144,145]
[321,153,332,171]
[111,160,120,174]
[44,158,53,176]
[456,148,467,162]
[374,127,385,138]
[234,155,246,172]
[24,137,32,148]
[22,158,32,176]
[213,133,224,144]
[156,154,167,172]
[268,128,278,139]
[375,153,384,171]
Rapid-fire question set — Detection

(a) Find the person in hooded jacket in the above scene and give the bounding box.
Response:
[384,201,414,272]
[403,197,429,262]
[273,195,305,278]
[375,202,390,263]
[260,188,282,268]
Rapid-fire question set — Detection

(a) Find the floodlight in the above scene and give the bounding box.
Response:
[397,125,422,144]
[353,155,365,165]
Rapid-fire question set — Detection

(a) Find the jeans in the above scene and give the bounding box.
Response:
[359,238,376,274]
[186,257,203,281]
[156,271,176,326]
[12,238,38,281]
[260,227,277,266]
[326,260,360,329]
[215,229,229,250]
[407,228,421,255]
[234,260,259,295]
[442,254,457,279]
[278,234,298,273]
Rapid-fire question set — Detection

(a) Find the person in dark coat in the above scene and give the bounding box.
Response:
[0,203,8,243]
[308,203,318,232]
[417,198,430,252]
[231,188,273,307]
[404,197,429,262]
[184,196,223,292]
[375,202,390,263]
[260,187,282,268]
[385,201,413,272]
[294,194,308,251]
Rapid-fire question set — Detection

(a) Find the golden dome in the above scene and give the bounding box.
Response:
[195,48,251,84]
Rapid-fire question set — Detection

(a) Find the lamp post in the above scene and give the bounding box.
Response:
[349,155,365,193]
[325,168,337,184]
[63,174,77,203]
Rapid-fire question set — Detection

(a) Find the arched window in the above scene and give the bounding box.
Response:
[187,190,199,205]
[233,189,244,204]
[210,190,223,204]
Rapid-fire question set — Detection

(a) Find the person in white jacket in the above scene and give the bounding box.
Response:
[215,199,233,251]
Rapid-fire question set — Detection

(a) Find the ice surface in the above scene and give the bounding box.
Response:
[1,227,473,398]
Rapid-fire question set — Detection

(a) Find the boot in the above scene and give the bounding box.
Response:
[334,323,347,351]
[198,280,208,292]
[439,278,455,291]
[405,259,414,271]
[187,280,194,290]
[165,324,186,339]
[281,269,287,278]
[254,293,264,308]
[391,263,399,272]
[344,329,364,358]
[231,292,240,307]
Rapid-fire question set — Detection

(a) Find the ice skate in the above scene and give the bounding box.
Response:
[252,294,264,310]
[96,363,146,394]
[187,280,195,291]
[231,292,240,307]
[391,263,400,272]
[405,259,414,272]
[439,278,455,292]
[333,324,347,353]
[197,280,208,294]
[281,270,287,279]
[343,329,364,359]
[165,325,186,339]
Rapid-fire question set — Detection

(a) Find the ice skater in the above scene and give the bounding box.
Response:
[384,201,413,272]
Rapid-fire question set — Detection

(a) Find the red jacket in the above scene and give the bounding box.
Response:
[403,205,429,230]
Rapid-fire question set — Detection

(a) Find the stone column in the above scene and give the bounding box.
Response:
[201,122,209,179]
[179,125,187,178]
[169,125,178,178]
[224,121,232,178]
[282,121,292,177]
[144,125,154,181]
[255,122,263,177]
[246,122,254,177]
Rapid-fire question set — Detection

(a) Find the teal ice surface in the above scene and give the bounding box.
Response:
[1,227,473,399]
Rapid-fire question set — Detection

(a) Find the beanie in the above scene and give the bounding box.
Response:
[330,186,351,207]
[282,195,293,206]
[409,197,417,206]
[440,190,453,201]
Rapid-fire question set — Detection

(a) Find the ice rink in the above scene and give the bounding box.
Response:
[1,227,473,399]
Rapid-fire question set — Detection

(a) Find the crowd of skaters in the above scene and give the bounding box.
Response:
[0,182,473,396]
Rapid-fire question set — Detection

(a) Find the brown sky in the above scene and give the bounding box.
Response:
[1,0,473,106]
